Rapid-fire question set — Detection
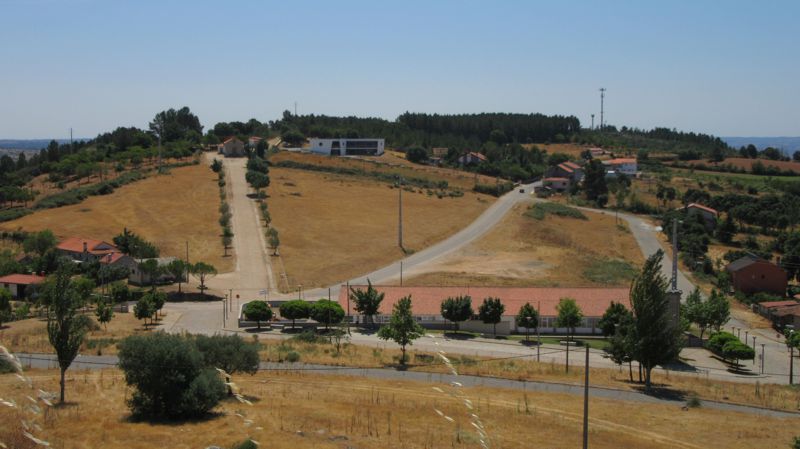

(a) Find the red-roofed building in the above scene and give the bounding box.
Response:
[726,255,787,296]
[457,152,487,166]
[219,137,245,157]
[98,251,137,272]
[338,285,629,335]
[547,161,584,184]
[683,203,719,230]
[57,237,119,263]
[0,274,45,299]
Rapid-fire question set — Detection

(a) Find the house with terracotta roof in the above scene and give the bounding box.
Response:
[338,285,630,335]
[726,255,787,296]
[219,137,245,157]
[684,203,719,230]
[57,237,120,263]
[98,252,137,273]
[457,152,487,166]
[0,274,45,299]
[546,161,584,184]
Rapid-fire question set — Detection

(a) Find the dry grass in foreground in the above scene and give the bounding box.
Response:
[267,166,491,290]
[0,312,154,356]
[0,161,231,272]
[405,203,643,287]
[258,336,800,412]
[1,369,797,449]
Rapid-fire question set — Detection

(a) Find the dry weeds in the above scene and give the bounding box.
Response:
[405,203,643,287]
[1,368,797,449]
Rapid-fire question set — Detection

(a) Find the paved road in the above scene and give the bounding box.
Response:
[200,157,275,327]
[299,182,539,300]
[13,352,798,418]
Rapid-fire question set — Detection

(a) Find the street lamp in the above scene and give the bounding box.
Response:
[752,336,757,365]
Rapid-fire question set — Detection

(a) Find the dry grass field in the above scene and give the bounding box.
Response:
[267,166,492,290]
[1,368,796,449]
[271,150,500,190]
[0,311,151,356]
[0,161,231,272]
[259,337,800,412]
[405,203,644,287]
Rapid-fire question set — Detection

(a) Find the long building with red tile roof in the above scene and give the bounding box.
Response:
[338,285,629,335]
[0,273,46,298]
[57,237,119,262]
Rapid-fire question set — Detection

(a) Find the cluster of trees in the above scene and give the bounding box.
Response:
[113,228,160,258]
[681,288,730,339]
[576,127,730,157]
[707,331,754,366]
[598,251,684,389]
[245,299,345,330]
[118,332,259,419]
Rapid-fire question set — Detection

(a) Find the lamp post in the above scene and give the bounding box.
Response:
[752,336,757,365]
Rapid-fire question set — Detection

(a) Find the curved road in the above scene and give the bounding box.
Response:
[300,182,539,300]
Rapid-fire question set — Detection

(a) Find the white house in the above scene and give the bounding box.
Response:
[309,138,385,156]
[602,158,637,176]
[220,137,246,157]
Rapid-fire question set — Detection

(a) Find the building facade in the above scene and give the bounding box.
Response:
[220,137,246,157]
[338,285,630,336]
[726,255,788,296]
[309,138,385,156]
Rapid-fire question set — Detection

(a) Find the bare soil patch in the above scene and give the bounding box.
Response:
[405,203,644,287]
[267,166,491,290]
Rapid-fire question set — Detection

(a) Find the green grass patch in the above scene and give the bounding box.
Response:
[582,257,638,285]
[525,202,587,220]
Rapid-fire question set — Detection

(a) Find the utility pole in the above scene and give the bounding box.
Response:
[294,101,297,116]
[671,218,678,291]
[791,346,794,385]
[69,127,73,151]
[599,88,606,131]
[760,344,765,374]
[398,177,403,249]
[400,261,403,286]
[537,301,541,362]
[582,346,590,449]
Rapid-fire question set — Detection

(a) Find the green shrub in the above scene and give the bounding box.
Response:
[285,351,300,363]
[193,334,260,375]
[707,331,739,354]
[231,440,259,449]
[525,202,587,220]
[473,182,514,197]
[291,330,325,343]
[0,209,31,223]
[118,333,226,420]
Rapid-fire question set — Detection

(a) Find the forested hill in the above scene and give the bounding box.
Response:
[270,112,580,149]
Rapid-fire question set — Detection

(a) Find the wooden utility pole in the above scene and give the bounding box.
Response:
[398,178,403,249]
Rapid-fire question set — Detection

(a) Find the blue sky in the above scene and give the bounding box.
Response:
[1,0,798,139]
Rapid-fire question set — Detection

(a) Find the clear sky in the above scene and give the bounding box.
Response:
[1,0,798,139]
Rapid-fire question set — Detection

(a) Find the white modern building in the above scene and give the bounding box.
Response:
[309,138,385,156]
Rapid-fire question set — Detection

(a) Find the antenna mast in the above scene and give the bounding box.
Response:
[599,88,606,131]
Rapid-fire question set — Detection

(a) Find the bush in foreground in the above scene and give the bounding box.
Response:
[118,333,226,420]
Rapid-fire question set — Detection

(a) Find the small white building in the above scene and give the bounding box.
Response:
[309,138,385,156]
[220,137,246,157]
[602,158,637,176]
